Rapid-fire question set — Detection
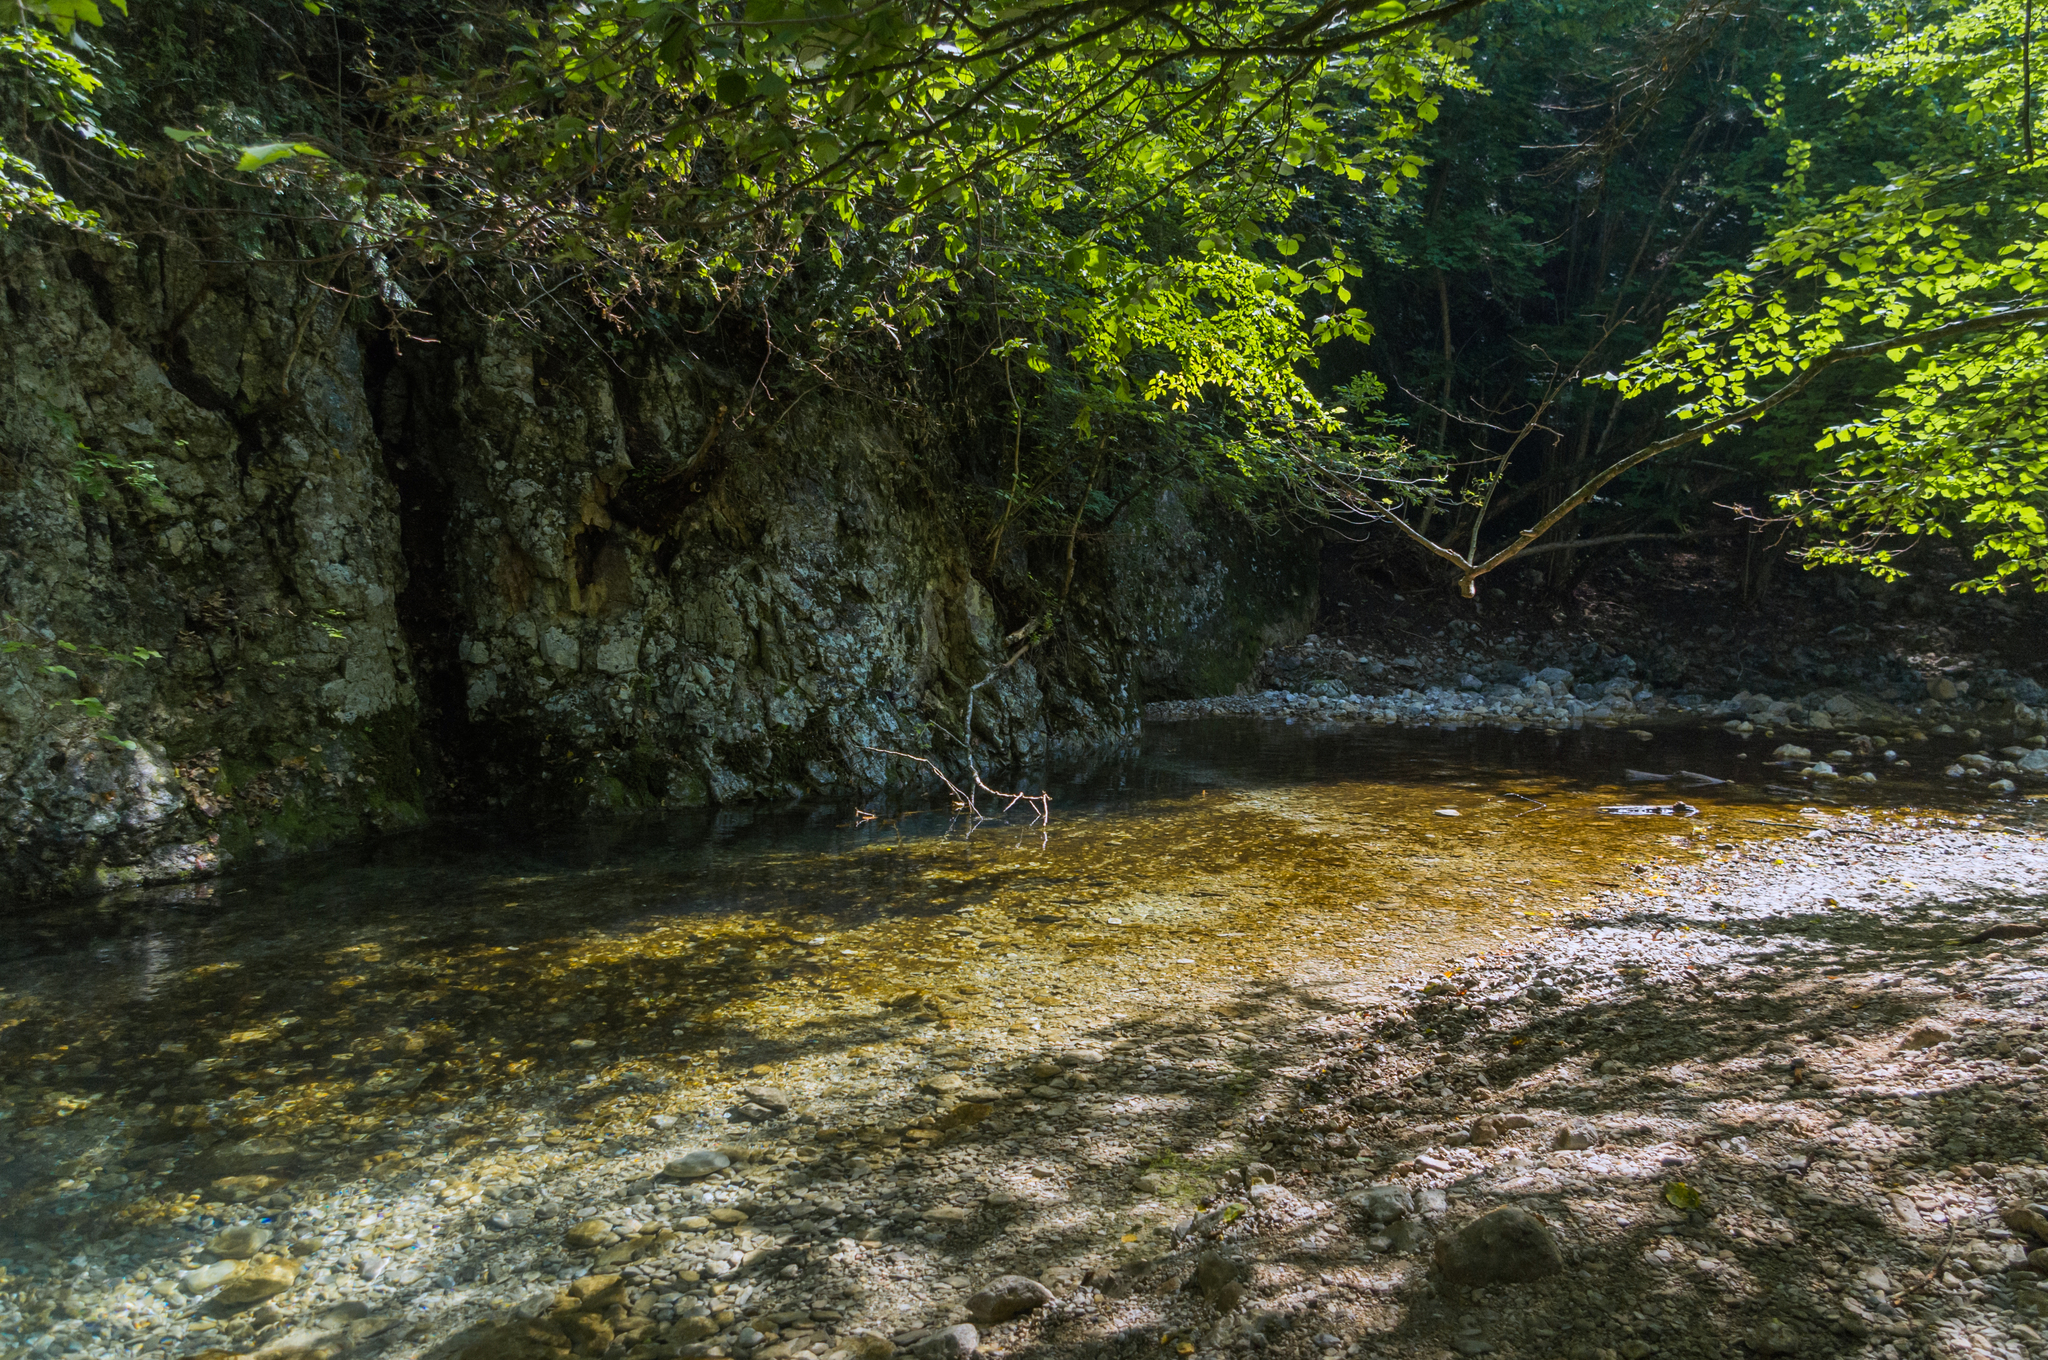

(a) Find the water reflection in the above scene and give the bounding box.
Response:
[0,716,2007,1246]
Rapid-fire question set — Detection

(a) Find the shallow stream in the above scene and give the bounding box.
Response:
[0,717,2012,1258]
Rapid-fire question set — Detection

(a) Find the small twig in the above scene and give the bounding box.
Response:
[1891,1223,1961,1305]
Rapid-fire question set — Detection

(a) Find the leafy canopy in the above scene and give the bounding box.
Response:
[1613,0,2048,591]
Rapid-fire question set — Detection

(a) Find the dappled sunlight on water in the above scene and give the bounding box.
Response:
[0,717,1980,1248]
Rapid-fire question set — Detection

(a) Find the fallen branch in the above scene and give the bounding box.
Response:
[861,746,1051,827]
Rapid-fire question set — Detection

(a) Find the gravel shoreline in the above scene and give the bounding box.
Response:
[7,805,2047,1360]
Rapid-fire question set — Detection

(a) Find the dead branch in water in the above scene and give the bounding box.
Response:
[861,746,1051,826]
[859,633,1052,826]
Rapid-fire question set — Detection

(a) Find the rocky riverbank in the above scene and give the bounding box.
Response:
[7,794,2048,1360]
[1148,629,2048,797]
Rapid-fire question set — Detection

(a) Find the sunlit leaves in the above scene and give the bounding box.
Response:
[345,0,1475,435]
[1609,0,2048,595]
[0,0,136,236]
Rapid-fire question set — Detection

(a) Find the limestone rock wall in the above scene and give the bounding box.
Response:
[0,241,1315,903]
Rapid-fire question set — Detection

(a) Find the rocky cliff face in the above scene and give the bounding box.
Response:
[0,240,1316,903]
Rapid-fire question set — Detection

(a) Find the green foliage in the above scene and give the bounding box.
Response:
[46,404,170,507]
[1,611,161,748]
[1615,0,2048,592]
[0,0,138,235]
[329,0,1476,435]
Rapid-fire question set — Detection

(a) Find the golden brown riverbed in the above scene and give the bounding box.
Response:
[0,717,1977,1246]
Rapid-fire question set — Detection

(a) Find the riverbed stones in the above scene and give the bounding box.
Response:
[1432,1209,1564,1286]
[664,1150,731,1179]
[967,1274,1055,1324]
[1901,1022,1958,1051]
[207,1225,273,1259]
[564,1218,612,1248]
[181,1261,239,1294]
[1552,1122,1598,1150]
[214,1255,300,1305]
[2002,1204,2048,1242]
[672,1317,719,1343]
[1193,1250,1252,1309]
[742,1085,792,1113]
[1347,1184,1414,1223]
[849,1332,897,1360]
[922,1073,966,1095]
[914,1324,979,1360]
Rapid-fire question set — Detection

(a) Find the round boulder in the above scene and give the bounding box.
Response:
[967,1275,1055,1325]
[1432,1207,1563,1285]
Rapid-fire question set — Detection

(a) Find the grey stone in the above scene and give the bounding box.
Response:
[1193,1250,1251,1308]
[913,1324,979,1360]
[1433,1208,1564,1285]
[1377,1218,1429,1254]
[1347,1184,1414,1224]
[665,1149,732,1179]
[207,1225,273,1260]
[966,1275,1054,1324]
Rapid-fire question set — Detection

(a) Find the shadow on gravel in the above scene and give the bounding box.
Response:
[1150,886,2048,1360]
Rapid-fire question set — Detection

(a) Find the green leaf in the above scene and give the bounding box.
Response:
[1664,1181,1704,1213]
[715,71,750,106]
[235,142,328,172]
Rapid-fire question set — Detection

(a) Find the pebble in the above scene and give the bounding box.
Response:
[565,1218,613,1247]
[1900,1023,1957,1051]
[180,1261,239,1294]
[914,1323,980,1360]
[207,1224,273,1259]
[1348,1185,1414,1223]
[214,1255,299,1305]
[1193,1251,1251,1308]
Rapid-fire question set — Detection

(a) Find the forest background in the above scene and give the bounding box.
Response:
[2,0,2045,622]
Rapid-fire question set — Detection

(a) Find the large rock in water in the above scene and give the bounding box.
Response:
[1432,1208,1564,1285]
[967,1275,1055,1324]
